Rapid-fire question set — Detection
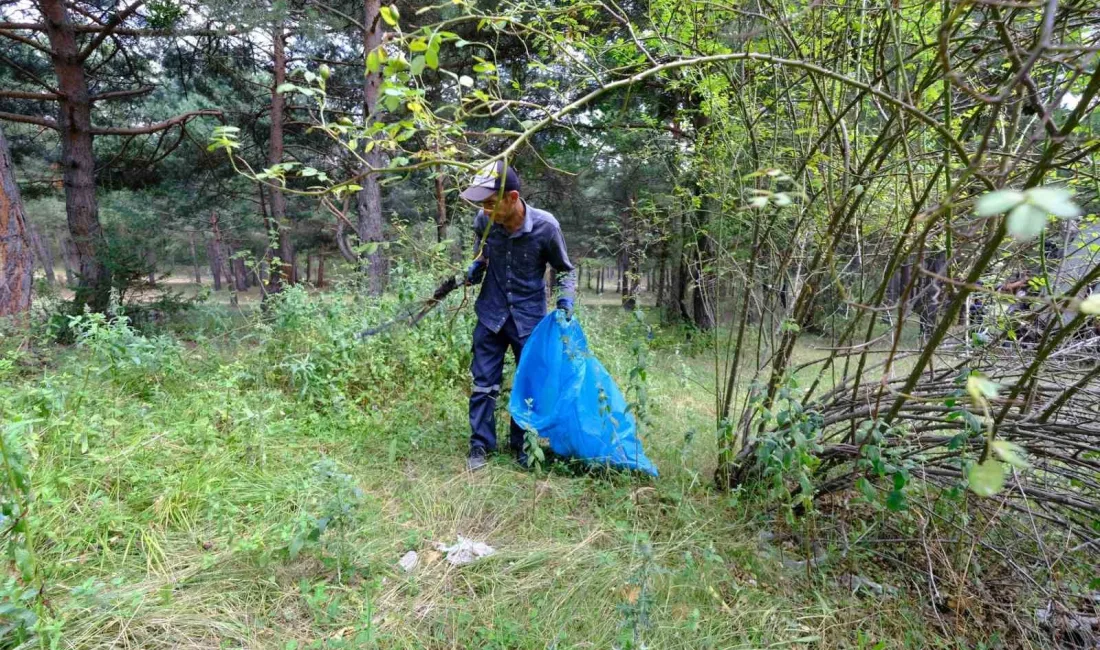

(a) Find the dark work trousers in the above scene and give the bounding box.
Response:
[469,317,528,454]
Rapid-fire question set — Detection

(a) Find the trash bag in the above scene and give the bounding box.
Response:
[509,312,658,476]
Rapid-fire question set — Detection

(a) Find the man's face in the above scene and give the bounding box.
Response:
[481,190,518,223]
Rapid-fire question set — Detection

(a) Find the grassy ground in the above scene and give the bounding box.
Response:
[1,278,957,649]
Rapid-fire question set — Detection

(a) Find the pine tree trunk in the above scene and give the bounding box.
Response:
[207,239,222,291]
[304,253,312,284]
[0,125,33,317]
[28,222,56,286]
[146,249,156,286]
[316,252,325,288]
[38,0,110,312]
[356,0,388,295]
[266,25,295,293]
[189,230,201,284]
[233,255,249,291]
[60,236,75,287]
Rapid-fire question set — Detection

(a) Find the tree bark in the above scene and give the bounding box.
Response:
[316,251,325,288]
[188,230,201,284]
[689,197,715,331]
[209,211,226,291]
[146,249,156,286]
[233,254,249,291]
[207,239,222,291]
[60,236,75,286]
[28,222,55,286]
[37,0,110,312]
[0,124,33,317]
[435,172,448,243]
[304,253,312,283]
[356,0,387,295]
[621,198,640,311]
[266,24,295,293]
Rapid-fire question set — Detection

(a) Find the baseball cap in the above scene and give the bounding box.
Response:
[459,160,522,202]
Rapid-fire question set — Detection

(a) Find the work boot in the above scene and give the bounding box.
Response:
[466,448,489,473]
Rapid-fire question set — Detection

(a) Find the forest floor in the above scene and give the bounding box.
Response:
[1,275,975,650]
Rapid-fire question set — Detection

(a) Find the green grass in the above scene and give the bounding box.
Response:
[0,286,962,649]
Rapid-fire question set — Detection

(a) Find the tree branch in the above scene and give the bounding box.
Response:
[0,27,52,53]
[0,53,59,93]
[0,90,60,101]
[89,85,155,102]
[0,111,59,130]
[77,0,147,62]
[0,21,239,36]
[88,109,221,135]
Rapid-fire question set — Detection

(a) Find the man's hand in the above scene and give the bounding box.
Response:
[465,259,486,286]
[556,297,574,321]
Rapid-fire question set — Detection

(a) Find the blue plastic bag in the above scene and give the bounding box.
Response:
[509,312,658,476]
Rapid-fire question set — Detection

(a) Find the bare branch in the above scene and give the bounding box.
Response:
[0,111,59,130]
[77,0,147,62]
[0,27,52,52]
[89,85,155,102]
[88,109,221,135]
[0,90,60,101]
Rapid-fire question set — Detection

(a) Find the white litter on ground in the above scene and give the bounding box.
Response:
[434,536,495,565]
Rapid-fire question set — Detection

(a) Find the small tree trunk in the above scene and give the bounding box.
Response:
[234,255,249,291]
[146,250,156,286]
[435,173,448,243]
[265,25,296,293]
[207,240,223,291]
[189,230,202,284]
[304,253,312,283]
[316,252,325,288]
[28,222,56,286]
[60,237,76,286]
[0,125,33,316]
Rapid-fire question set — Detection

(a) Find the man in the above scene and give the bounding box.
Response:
[460,161,576,472]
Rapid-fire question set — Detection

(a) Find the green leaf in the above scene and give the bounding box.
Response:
[966,374,998,402]
[384,94,401,112]
[1025,187,1081,218]
[275,83,297,94]
[1078,294,1100,315]
[425,45,439,70]
[886,489,906,511]
[458,75,474,88]
[992,440,1028,468]
[409,38,428,52]
[1007,204,1048,240]
[288,534,304,559]
[968,459,1006,497]
[975,189,1024,216]
[857,477,876,502]
[380,5,398,27]
[366,49,381,74]
[410,55,426,75]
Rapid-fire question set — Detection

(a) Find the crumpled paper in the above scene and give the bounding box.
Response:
[398,550,419,572]
[434,536,495,565]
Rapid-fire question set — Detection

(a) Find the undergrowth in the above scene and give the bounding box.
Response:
[0,265,1067,649]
